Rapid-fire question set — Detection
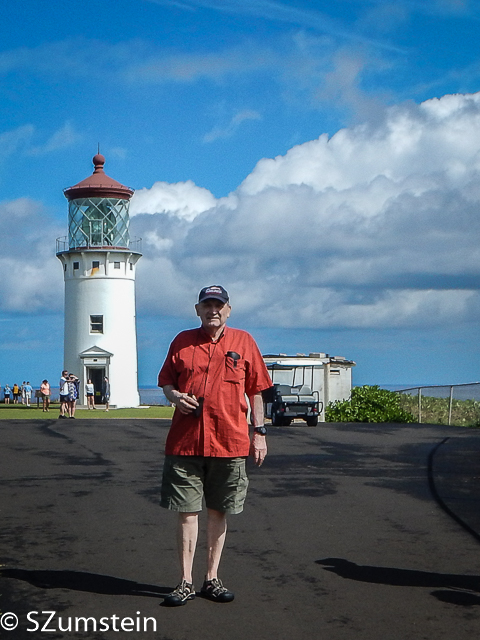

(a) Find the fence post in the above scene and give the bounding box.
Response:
[448,386,454,426]
[418,388,422,423]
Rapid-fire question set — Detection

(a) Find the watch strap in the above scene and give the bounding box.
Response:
[254,426,267,435]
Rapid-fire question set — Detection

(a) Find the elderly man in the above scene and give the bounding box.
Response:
[158,285,272,606]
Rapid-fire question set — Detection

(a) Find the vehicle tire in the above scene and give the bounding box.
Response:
[306,416,318,426]
[283,418,292,426]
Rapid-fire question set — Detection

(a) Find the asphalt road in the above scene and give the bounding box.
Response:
[1,418,480,640]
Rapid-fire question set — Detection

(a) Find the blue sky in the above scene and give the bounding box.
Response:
[0,0,479,389]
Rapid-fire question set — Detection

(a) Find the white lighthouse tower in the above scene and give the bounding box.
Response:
[56,153,142,408]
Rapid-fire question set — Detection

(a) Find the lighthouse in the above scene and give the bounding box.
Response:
[56,154,142,408]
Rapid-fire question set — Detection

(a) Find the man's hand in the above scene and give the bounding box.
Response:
[163,385,199,415]
[250,433,267,466]
[174,392,200,415]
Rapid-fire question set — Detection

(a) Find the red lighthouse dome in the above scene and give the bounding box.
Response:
[64,154,134,201]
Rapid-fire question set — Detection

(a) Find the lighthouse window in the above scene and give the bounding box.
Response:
[73,262,79,270]
[90,315,104,334]
[92,261,100,269]
[129,262,133,270]
[114,262,121,269]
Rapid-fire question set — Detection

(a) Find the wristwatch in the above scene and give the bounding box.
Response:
[254,426,267,435]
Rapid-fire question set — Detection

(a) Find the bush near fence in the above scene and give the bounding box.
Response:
[326,386,416,423]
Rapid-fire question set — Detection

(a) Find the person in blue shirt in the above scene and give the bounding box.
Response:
[24,382,33,407]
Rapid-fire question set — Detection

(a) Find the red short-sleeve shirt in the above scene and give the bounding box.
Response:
[158,326,272,457]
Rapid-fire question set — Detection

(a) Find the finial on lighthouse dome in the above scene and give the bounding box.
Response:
[92,153,106,172]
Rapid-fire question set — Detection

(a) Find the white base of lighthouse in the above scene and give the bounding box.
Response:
[58,248,141,408]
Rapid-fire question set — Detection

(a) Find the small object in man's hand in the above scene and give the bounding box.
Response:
[194,396,204,416]
[189,395,204,417]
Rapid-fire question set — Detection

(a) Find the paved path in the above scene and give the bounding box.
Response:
[1,419,480,639]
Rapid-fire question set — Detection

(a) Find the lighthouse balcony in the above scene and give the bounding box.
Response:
[56,236,142,255]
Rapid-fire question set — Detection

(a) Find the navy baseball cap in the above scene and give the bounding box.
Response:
[198,285,229,304]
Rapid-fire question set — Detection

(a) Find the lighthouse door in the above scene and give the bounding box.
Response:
[87,367,105,405]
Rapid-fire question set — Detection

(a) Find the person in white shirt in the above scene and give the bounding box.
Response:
[59,371,70,419]
[85,379,95,410]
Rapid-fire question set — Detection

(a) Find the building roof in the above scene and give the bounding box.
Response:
[64,154,134,201]
[263,353,356,367]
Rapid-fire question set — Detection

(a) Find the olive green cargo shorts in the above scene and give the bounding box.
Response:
[160,455,249,514]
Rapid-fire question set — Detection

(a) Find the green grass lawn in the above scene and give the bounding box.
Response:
[0,403,174,420]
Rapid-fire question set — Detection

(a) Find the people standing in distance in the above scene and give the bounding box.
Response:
[85,379,96,410]
[24,381,33,407]
[102,376,110,411]
[59,370,70,419]
[40,380,51,412]
[67,374,79,419]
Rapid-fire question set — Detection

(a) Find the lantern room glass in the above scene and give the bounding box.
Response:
[68,197,130,249]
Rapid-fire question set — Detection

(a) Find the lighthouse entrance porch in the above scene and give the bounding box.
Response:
[79,346,113,406]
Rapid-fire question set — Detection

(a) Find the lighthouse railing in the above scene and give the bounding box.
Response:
[56,236,69,253]
[56,236,142,254]
[129,237,142,252]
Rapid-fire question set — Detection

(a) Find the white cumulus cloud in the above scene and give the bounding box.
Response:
[130,91,480,330]
[0,199,64,313]
[130,180,224,222]
[2,91,480,334]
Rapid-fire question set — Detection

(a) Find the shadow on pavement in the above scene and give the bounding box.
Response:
[316,558,480,606]
[0,568,170,599]
[429,436,480,542]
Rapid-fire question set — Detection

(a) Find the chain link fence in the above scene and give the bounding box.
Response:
[396,383,480,426]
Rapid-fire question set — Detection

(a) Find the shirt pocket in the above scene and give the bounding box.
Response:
[224,356,246,384]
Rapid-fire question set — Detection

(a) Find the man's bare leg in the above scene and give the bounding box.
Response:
[178,512,199,583]
[163,512,198,606]
[201,508,234,602]
[206,508,227,580]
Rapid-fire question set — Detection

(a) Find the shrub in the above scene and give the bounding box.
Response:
[325,385,416,423]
